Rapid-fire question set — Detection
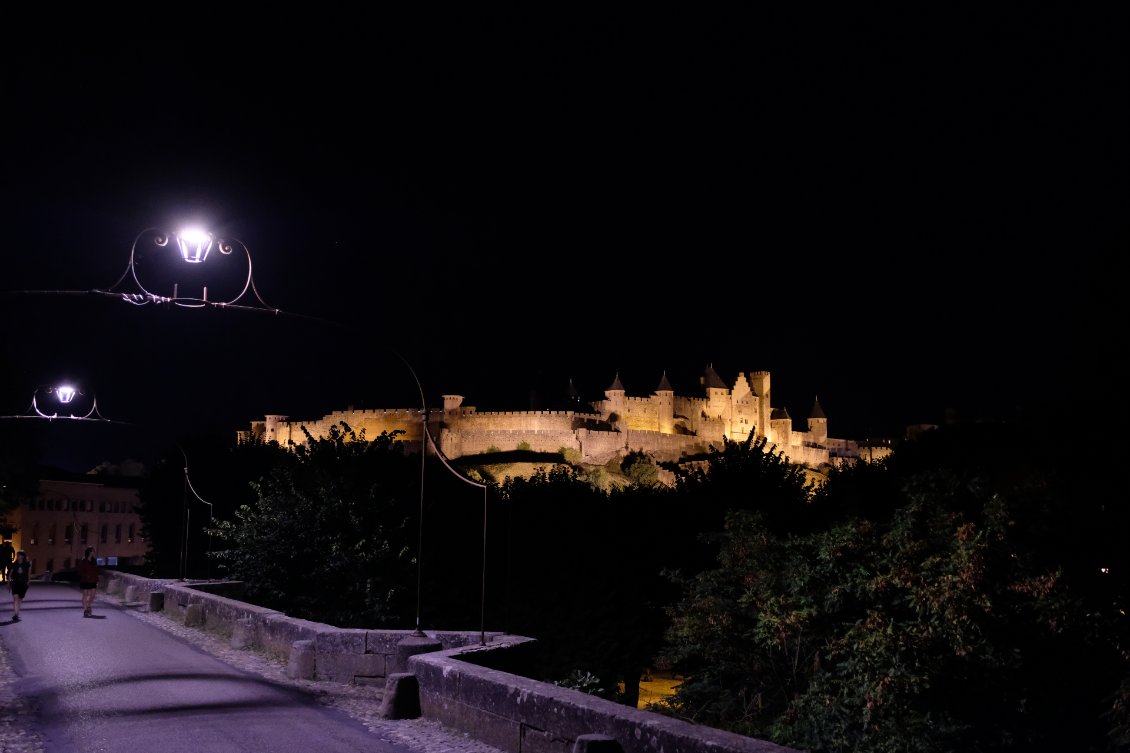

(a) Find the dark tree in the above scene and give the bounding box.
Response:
[658,420,1130,753]
[208,423,419,627]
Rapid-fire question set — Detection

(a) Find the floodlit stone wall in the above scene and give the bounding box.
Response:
[247,366,886,477]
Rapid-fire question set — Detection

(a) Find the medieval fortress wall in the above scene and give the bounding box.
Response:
[246,367,893,470]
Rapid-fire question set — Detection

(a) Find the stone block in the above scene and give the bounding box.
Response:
[148,591,164,612]
[573,734,623,753]
[378,673,421,719]
[231,617,256,650]
[123,585,139,602]
[315,628,366,655]
[184,603,205,627]
[367,631,411,656]
[106,578,122,595]
[315,652,387,683]
[287,639,316,680]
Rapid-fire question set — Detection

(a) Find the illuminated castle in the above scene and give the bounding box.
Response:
[244,365,891,470]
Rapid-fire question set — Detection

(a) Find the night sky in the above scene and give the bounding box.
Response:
[2,13,1125,472]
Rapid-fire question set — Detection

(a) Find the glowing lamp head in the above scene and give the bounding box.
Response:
[176,228,215,264]
[55,385,77,404]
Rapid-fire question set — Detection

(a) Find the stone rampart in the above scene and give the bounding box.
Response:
[623,430,700,463]
[618,397,662,432]
[453,411,582,433]
[294,412,426,443]
[576,428,628,464]
[456,429,580,456]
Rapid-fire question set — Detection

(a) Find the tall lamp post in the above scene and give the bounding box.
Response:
[117,225,492,639]
[385,351,490,644]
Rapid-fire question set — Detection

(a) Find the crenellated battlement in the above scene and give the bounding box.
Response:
[325,408,424,420]
[460,410,589,419]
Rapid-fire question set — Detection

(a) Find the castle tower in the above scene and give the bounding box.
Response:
[700,364,729,419]
[604,371,626,421]
[566,378,585,412]
[731,372,756,439]
[655,370,675,434]
[807,395,828,444]
[263,414,290,445]
[443,395,465,417]
[748,371,771,442]
[770,406,792,449]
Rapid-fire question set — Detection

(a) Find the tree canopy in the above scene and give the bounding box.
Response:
[657,421,1130,753]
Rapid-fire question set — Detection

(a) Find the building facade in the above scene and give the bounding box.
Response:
[4,478,147,577]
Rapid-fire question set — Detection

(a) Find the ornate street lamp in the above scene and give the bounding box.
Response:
[0,383,112,423]
[93,226,279,312]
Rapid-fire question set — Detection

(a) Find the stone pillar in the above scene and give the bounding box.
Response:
[184,603,205,627]
[148,591,164,612]
[378,673,421,719]
[231,617,256,650]
[394,634,443,674]
[287,640,316,680]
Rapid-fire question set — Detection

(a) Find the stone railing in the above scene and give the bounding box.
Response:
[98,571,800,753]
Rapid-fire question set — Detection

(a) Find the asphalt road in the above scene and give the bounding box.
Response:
[2,582,424,753]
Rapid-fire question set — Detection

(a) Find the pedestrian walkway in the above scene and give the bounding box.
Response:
[0,582,506,753]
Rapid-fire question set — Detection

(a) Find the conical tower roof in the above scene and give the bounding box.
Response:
[701,363,727,390]
[810,395,826,419]
[607,371,625,391]
[656,370,673,392]
[771,406,791,420]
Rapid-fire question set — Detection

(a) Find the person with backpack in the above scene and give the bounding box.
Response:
[9,550,30,621]
[76,547,101,617]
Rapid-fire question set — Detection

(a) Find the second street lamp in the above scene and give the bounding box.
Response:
[2,383,216,581]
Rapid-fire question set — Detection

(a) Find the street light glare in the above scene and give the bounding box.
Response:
[176,228,214,264]
[56,385,77,404]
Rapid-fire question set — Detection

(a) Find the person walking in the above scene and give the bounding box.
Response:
[9,550,30,621]
[76,546,100,617]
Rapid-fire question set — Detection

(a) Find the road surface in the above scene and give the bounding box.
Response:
[0,582,498,753]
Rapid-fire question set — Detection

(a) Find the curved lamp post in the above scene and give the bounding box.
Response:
[384,350,490,644]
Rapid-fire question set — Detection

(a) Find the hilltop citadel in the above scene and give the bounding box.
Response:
[245,365,893,474]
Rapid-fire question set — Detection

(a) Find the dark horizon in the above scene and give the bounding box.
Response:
[2,13,1124,473]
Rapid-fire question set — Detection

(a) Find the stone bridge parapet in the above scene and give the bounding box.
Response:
[99,571,800,753]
